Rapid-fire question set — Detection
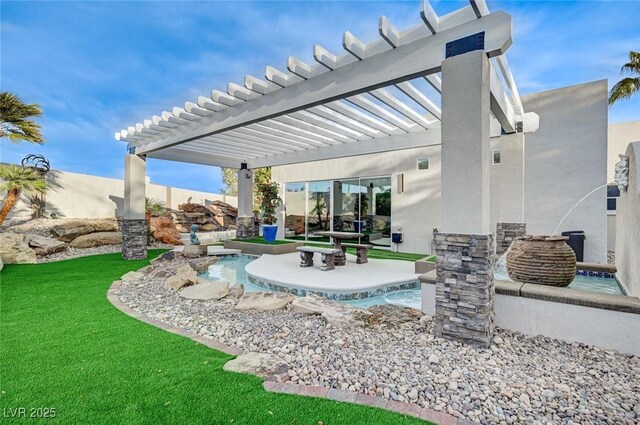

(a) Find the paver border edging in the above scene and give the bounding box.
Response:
[106,280,465,425]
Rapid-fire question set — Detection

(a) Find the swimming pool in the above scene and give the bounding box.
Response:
[198,254,625,313]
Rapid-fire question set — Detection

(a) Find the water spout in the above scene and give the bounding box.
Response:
[552,184,607,235]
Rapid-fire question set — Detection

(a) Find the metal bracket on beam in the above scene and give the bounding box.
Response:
[445,32,485,58]
[128,147,136,154]
[515,121,523,133]
[240,162,248,170]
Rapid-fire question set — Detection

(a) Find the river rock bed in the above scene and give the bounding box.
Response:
[117,258,639,425]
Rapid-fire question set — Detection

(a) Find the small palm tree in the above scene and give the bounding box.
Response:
[608,51,640,105]
[0,165,48,224]
[145,198,166,221]
[0,92,44,144]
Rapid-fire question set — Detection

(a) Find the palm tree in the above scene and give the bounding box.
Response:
[608,51,640,105]
[0,165,48,224]
[0,92,44,144]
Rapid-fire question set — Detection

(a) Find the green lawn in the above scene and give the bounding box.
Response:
[0,251,430,424]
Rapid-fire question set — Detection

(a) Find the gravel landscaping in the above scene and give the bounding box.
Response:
[117,257,639,425]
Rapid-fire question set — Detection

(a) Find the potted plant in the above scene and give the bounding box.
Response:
[353,193,368,233]
[257,181,282,243]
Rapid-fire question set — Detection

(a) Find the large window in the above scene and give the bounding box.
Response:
[284,176,391,247]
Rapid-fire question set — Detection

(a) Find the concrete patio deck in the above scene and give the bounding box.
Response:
[245,252,420,296]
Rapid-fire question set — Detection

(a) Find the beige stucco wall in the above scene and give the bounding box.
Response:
[615,142,640,296]
[272,80,609,261]
[521,80,608,263]
[608,121,640,183]
[2,167,236,219]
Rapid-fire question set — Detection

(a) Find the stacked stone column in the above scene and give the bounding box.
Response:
[496,223,526,255]
[236,216,258,240]
[434,233,495,348]
[122,219,147,259]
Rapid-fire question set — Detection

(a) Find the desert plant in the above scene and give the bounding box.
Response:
[145,198,166,219]
[256,181,282,225]
[0,92,44,144]
[609,51,640,105]
[0,164,48,224]
[353,193,369,221]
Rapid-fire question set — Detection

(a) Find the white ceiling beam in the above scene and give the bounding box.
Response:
[256,120,340,146]
[313,45,338,70]
[248,125,441,168]
[345,95,415,131]
[470,0,489,18]
[132,12,512,154]
[147,147,244,168]
[248,123,332,147]
[232,127,321,150]
[379,16,401,48]
[211,90,242,107]
[228,82,260,101]
[162,111,187,125]
[172,107,198,121]
[197,96,225,112]
[489,64,516,133]
[185,101,213,117]
[152,115,178,128]
[191,137,285,156]
[308,106,381,138]
[323,101,399,135]
[369,89,433,128]
[244,75,279,94]
[424,75,442,93]
[395,81,441,120]
[289,111,366,141]
[178,142,256,159]
[342,31,367,60]
[271,115,355,144]
[420,0,439,34]
[210,132,299,153]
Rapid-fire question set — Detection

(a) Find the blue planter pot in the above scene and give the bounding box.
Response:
[263,225,278,243]
[354,221,364,233]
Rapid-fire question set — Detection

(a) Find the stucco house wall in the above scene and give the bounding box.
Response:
[615,142,640,296]
[608,121,640,183]
[2,167,236,220]
[521,79,608,263]
[272,80,609,262]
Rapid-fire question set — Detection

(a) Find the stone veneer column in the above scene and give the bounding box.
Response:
[122,219,147,259]
[495,223,526,255]
[122,154,147,260]
[236,166,255,240]
[236,216,257,240]
[434,232,495,348]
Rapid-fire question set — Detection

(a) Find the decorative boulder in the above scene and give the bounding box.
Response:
[506,235,576,287]
[121,271,145,283]
[26,234,68,255]
[235,292,295,311]
[149,217,183,245]
[228,284,245,299]
[70,231,122,248]
[179,281,229,300]
[188,256,218,273]
[0,233,37,264]
[50,219,118,242]
[164,264,198,290]
[289,294,370,326]
[181,244,208,258]
[223,353,289,379]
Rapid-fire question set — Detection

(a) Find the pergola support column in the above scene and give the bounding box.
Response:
[236,166,257,240]
[436,49,495,347]
[122,154,147,260]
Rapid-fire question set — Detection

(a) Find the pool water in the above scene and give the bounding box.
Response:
[199,255,264,293]
[199,255,625,312]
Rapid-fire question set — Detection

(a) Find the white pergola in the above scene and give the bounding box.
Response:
[116,0,538,259]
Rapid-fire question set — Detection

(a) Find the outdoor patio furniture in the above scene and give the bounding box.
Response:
[296,246,342,271]
[341,243,373,264]
[313,231,364,266]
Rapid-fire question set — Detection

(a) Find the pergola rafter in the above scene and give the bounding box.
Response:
[116,1,534,169]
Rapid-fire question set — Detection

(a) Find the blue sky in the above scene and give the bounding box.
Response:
[1,0,639,193]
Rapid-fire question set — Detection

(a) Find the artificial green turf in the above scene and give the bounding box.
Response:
[303,243,427,262]
[0,251,430,425]
[231,237,297,245]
